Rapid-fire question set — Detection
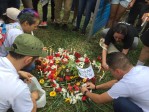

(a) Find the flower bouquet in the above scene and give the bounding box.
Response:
[35,48,104,105]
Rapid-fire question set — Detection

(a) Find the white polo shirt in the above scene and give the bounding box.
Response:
[108,66,149,112]
[0,57,33,112]
[0,22,23,57]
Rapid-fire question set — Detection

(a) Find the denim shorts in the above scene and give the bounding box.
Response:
[111,0,131,8]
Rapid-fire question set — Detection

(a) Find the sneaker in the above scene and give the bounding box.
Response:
[62,24,68,31]
[39,21,47,27]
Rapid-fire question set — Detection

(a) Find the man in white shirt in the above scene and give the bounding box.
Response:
[0,33,47,112]
[81,52,149,112]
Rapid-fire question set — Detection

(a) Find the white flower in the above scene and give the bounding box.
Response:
[61,88,67,93]
[51,65,57,69]
[68,55,75,61]
[84,54,87,57]
[78,57,85,62]
[58,48,64,54]
[54,57,61,61]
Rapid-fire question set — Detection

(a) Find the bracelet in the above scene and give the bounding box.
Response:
[83,90,88,96]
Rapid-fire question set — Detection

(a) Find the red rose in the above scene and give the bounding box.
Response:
[68,84,73,91]
[59,77,64,82]
[82,96,88,101]
[65,76,71,81]
[51,83,56,87]
[84,57,90,64]
[55,53,60,57]
[56,87,62,92]
[47,55,53,60]
[75,59,80,63]
[74,85,80,91]
[97,56,102,62]
[74,52,81,58]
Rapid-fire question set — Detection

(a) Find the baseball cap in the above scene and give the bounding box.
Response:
[6,34,48,57]
[3,7,20,21]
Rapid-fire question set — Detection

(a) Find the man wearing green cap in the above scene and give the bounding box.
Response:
[0,34,47,112]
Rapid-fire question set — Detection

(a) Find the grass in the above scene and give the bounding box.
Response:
[33,4,143,112]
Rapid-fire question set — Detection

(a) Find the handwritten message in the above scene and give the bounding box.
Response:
[76,65,95,79]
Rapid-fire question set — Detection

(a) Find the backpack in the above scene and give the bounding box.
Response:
[0,23,6,46]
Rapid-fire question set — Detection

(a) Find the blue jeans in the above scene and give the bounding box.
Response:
[76,0,96,31]
[113,97,143,112]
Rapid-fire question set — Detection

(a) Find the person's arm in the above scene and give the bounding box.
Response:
[31,91,39,112]
[122,49,129,55]
[102,44,109,70]
[86,80,118,90]
[81,87,113,104]
[142,13,149,22]
[18,71,33,83]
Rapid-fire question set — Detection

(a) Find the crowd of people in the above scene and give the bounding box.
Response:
[0,0,149,112]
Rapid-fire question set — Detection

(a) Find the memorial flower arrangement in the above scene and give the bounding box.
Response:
[35,48,105,105]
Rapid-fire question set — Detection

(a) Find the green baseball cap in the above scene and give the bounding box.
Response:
[6,33,48,57]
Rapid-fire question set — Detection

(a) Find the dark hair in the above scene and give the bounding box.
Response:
[9,51,26,59]
[113,23,128,36]
[107,52,132,70]
[9,51,38,60]
[18,8,40,25]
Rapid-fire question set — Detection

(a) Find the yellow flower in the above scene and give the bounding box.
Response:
[55,60,60,63]
[49,91,56,97]
[83,78,87,83]
[76,82,80,86]
[62,65,66,69]
[65,98,71,103]
[54,72,58,78]
[39,79,44,84]
[70,76,74,79]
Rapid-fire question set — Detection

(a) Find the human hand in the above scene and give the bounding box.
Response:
[86,82,96,89]
[18,71,33,83]
[81,86,89,95]
[31,90,39,100]
[102,63,109,71]
[142,13,149,22]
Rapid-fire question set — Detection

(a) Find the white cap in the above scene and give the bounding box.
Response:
[3,7,20,21]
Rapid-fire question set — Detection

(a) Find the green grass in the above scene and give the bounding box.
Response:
[33,4,143,112]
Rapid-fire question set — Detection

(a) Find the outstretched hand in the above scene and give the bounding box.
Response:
[86,82,96,90]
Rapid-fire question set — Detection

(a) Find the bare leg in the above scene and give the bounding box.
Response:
[22,0,33,8]
[106,4,119,28]
[138,45,149,64]
[114,4,126,23]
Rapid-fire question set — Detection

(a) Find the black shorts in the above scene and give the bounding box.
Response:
[141,29,149,47]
